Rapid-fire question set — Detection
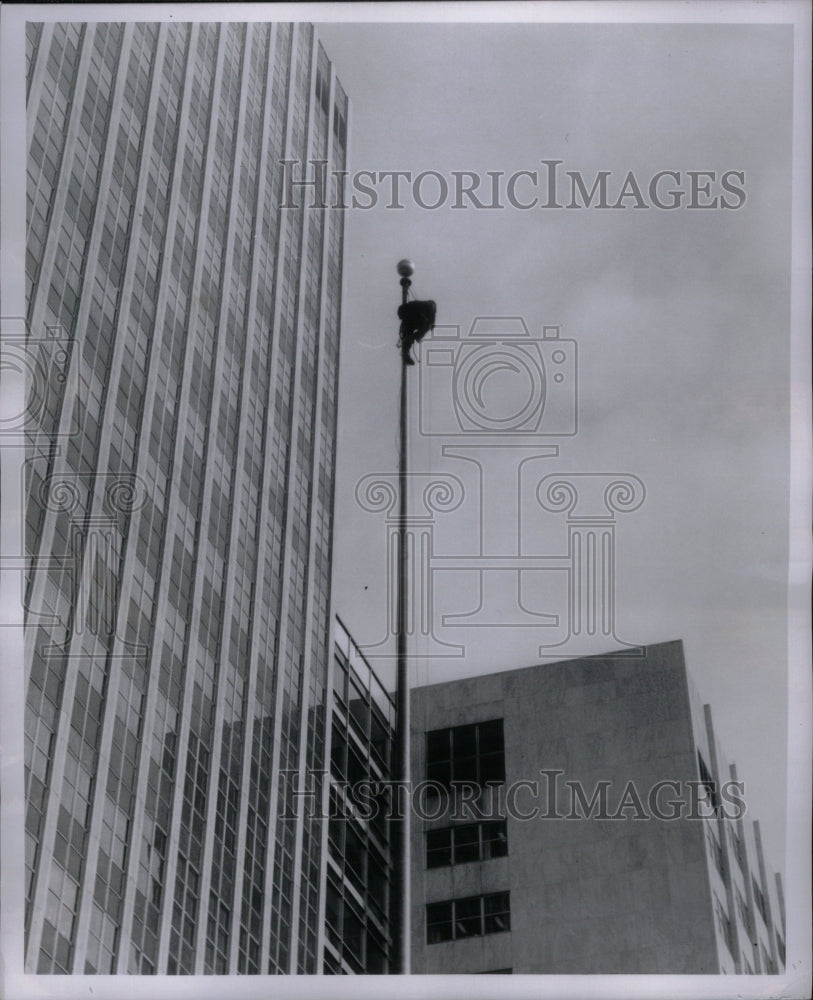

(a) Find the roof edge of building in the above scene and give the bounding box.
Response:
[410,638,686,694]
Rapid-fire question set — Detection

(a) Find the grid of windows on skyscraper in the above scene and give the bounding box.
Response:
[24,20,348,974]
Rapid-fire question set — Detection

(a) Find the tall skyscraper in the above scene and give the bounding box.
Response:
[23,20,348,974]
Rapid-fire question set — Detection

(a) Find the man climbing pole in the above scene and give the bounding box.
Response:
[397,298,436,365]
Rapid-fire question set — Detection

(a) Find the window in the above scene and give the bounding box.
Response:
[315,64,330,115]
[729,824,746,872]
[344,826,365,882]
[705,825,725,880]
[346,742,367,787]
[775,931,785,966]
[752,876,768,924]
[482,820,509,860]
[426,719,505,789]
[333,652,348,705]
[348,668,370,739]
[735,886,750,929]
[454,824,480,864]
[426,821,508,869]
[333,109,347,147]
[426,900,453,944]
[761,945,777,974]
[713,894,732,956]
[697,751,721,815]
[326,839,391,972]
[425,892,510,944]
[454,896,481,938]
[330,721,347,780]
[426,828,452,869]
[369,703,391,768]
[484,893,511,933]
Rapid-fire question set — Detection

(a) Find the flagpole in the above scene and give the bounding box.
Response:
[394,258,413,973]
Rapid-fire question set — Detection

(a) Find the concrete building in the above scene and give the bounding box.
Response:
[23,21,347,973]
[410,641,785,974]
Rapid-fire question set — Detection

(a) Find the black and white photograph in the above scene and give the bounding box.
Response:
[0,2,810,997]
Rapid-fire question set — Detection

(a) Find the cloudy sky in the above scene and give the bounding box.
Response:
[317,15,797,873]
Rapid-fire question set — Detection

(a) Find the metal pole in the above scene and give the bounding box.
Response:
[393,261,412,973]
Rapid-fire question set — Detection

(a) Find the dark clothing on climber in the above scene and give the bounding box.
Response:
[398,299,436,365]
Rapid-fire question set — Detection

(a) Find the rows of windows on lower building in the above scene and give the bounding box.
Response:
[323,875,390,975]
[713,893,734,960]
[697,747,779,953]
[426,892,511,945]
[715,889,781,974]
[426,719,505,789]
[752,876,768,924]
[325,642,395,974]
[426,820,508,869]
[332,648,394,773]
[325,787,392,974]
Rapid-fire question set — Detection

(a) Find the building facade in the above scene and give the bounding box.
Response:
[322,618,396,973]
[23,20,348,973]
[410,641,785,974]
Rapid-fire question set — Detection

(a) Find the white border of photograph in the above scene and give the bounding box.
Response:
[1,3,810,998]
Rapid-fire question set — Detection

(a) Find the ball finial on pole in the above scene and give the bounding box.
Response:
[397,259,413,308]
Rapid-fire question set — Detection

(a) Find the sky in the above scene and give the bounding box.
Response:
[316,17,797,874]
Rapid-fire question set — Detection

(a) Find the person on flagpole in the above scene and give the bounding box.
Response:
[398,297,436,365]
